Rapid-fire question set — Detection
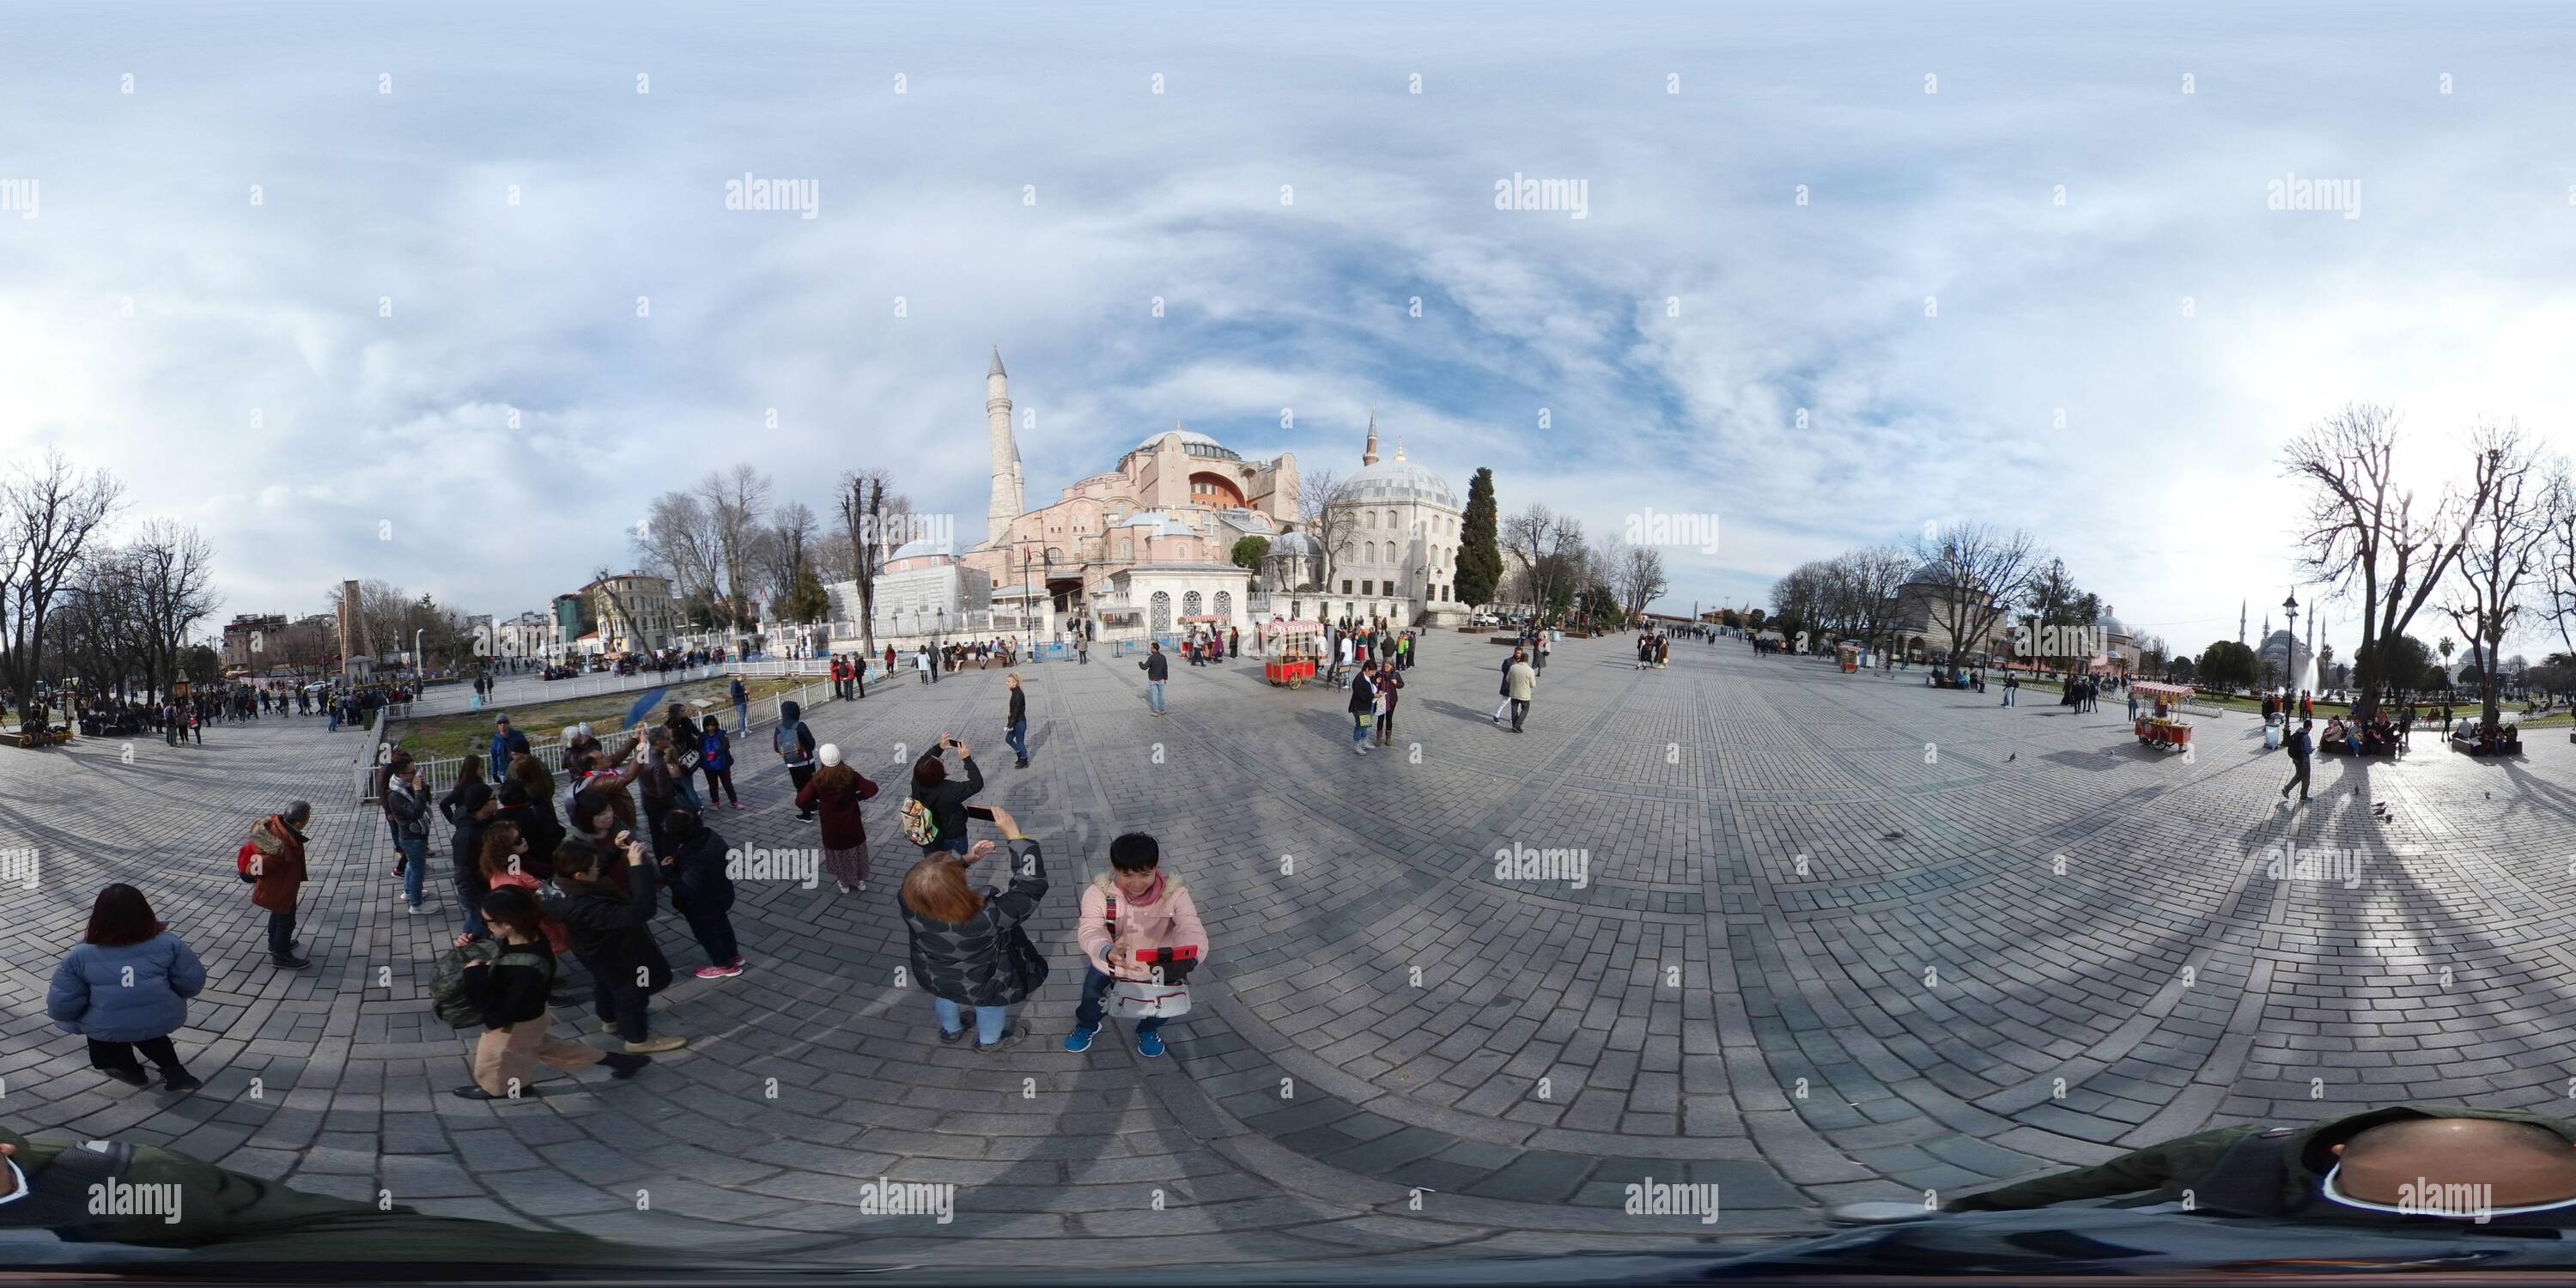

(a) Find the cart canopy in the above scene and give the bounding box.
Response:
[2132,681,2195,701]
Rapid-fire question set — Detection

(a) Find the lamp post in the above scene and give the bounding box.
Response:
[2282,591,2300,696]
[1021,544,1035,662]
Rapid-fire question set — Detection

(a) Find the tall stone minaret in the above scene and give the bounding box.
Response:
[986,346,1021,546]
[1362,405,1381,465]
[2238,599,2246,646]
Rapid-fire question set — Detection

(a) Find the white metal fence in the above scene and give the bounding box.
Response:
[357,662,841,802]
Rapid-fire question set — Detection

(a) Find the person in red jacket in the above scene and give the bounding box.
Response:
[798,744,882,894]
[240,802,313,969]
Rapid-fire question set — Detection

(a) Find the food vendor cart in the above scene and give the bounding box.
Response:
[2131,681,2195,751]
[1837,641,1863,672]
[1262,618,1322,689]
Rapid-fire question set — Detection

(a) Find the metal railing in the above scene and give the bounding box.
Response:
[357,665,843,802]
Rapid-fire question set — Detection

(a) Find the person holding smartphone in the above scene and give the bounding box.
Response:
[909,734,987,857]
[898,805,1045,1053]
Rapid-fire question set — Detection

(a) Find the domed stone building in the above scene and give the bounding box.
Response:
[1321,416,1468,627]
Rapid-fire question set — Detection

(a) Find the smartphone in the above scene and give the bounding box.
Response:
[965,805,996,822]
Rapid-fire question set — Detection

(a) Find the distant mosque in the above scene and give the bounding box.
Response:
[852,350,1468,641]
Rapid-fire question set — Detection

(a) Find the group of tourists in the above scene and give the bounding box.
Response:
[1324,618,1419,684]
[1634,629,1670,669]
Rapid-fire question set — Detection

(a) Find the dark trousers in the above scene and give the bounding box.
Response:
[1074,966,1167,1036]
[703,766,738,805]
[589,961,650,1043]
[268,907,297,961]
[1510,699,1530,732]
[2282,756,2312,799]
[683,908,738,966]
[788,763,817,816]
[88,1036,185,1077]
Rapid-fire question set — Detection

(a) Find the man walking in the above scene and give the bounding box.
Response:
[1139,641,1169,716]
[1493,647,1525,725]
[2281,718,2314,804]
[1005,672,1030,768]
[729,674,750,733]
[1505,652,1537,733]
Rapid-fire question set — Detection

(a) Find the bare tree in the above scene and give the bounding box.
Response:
[1501,503,1586,623]
[0,451,124,706]
[2440,423,2551,738]
[693,465,774,629]
[123,519,221,695]
[1297,469,1358,602]
[757,501,818,608]
[2282,404,2476,721]
[1839,544,1916,660]
[1909,522,2039,667]
[1618,545,1668,622]
[835,469,914,655]
[635,491,725,623]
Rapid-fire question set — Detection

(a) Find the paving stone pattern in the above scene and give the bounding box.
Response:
[4,636,2572,1264]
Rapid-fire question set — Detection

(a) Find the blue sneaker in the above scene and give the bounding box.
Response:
[1064,1025,1096,1053]
[1138,1030,1165,1059]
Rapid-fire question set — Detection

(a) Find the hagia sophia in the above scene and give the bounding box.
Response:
[853,350,1470,641]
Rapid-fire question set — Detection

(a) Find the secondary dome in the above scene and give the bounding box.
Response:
[1346,457,1457,508]
[887,537,956,562]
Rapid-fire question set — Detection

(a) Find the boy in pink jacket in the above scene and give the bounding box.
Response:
[1067,833,1208,1058]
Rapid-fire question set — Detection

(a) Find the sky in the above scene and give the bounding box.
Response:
[6,1,2576,660]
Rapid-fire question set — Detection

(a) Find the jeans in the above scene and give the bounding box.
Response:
[1074,966,1167,1036]
[268,908,297,961]
[1147,681,1165,714]
[683,908,738,966]
[458,880,489,937]
[933,997,1008,1043]
[1352,714,1370,746]
[1005,719,1029,761]
[328,708,340,731]
[590,964,650,1043]
[733,702,749,734]
[397,836,427,908]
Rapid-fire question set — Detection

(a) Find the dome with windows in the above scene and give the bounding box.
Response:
[1346,456,1457,509]
[1131,428,1244,463]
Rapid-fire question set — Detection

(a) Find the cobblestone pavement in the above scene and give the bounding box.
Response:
[6,634,2574,1266]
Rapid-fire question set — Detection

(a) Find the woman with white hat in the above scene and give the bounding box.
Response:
[796,743,881,894]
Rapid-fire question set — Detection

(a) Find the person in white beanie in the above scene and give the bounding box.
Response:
[796,742,882,894]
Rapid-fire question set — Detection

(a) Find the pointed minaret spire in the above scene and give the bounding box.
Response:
[988,345,1006,379]
[1363,406,1381,465]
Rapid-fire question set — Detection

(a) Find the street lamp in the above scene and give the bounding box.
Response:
[1021,544,1035,662]
[2282,591,2299,695]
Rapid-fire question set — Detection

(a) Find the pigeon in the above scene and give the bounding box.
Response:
[2006,752,2018,762]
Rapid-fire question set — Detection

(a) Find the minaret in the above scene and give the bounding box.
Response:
[1362,407,1380,465]
[985,346,1020,546]
[2238,600,2246,646]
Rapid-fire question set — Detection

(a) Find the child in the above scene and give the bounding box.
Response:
[1067,833,1208,1059]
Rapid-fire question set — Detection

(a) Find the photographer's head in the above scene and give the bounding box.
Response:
[1109,832,1160,897]
[2332,1116,2576,1211]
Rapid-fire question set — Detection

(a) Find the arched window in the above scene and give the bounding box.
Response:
[1364,511,1377,529]
[1151,592,1172,635]
[1385,509,1397,530]
[1183,590,1203,617]
[1364,541,1376,564]
[1214,590,1231,621]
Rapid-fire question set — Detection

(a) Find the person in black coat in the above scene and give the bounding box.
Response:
[897,805,1045,1052]
[440,759,498,938]
[659,809,739,976]
[909,736,986,856]
[544,836,682,1054]
[454,887,648,1100]
[1348,662,1377,755]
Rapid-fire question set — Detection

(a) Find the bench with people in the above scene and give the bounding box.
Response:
[2316,714,2403,757]
[2450,720,2524,756]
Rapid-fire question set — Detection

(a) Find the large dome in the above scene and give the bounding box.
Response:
[1346,457,1458,509]
[1133,428,1243,462]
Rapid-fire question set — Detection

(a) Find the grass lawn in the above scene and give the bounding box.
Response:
[391,674,816,762]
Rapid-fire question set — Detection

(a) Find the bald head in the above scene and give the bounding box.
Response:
[2334,1118,2576,1209]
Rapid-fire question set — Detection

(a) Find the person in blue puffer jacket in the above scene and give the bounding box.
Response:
[47,884,207,1093]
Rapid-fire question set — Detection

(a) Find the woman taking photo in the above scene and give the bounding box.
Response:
[898,805,1045,1053]
[798,744,881,895]
[908,734,986,857]
[48,884,207,1092]
[659,807,742,977]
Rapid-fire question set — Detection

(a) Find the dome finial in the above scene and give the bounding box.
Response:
[1394,437,1406,461]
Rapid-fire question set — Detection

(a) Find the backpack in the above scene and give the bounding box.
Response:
[234,838,260,883]
[900,794,940,847]
[431,939,553,1028]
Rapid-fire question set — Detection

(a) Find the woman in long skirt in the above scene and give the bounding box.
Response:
[796,744,881,894]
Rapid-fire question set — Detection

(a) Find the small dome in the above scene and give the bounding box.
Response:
[887,538,955,562]
[1270,530,1315,556]
[1345,458,1458,509]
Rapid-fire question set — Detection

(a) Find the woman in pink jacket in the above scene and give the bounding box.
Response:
[1066,832,1207,1059]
